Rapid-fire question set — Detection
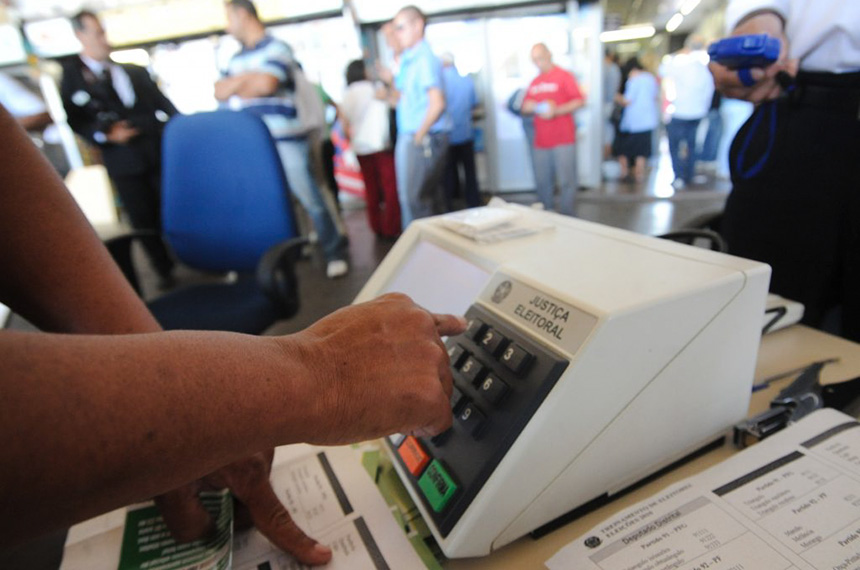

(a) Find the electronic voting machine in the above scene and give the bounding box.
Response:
[353,203,771,558]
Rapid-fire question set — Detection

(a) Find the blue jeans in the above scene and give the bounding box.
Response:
[532,143,577,215]
[395,132,449,230]
[275,138,344,262]
[666,117,701,183]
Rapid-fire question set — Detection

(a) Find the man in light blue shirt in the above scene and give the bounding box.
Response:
[441,53,480,209]
[381,5,451,229]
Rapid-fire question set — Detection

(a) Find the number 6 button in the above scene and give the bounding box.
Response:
[478,374,508,405]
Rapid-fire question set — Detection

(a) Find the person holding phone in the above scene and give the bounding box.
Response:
[521,43,586,215]
[710,0,860,342]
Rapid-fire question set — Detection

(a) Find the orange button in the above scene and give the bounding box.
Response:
[398,436,431,476]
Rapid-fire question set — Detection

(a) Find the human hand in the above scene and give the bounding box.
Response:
[214,77,237,101]
[376,63,394,86]
[708,11,798,104]
[539,100,556,120]
[156,451,333,567]
[521,99,536,114]
[281,293,467,444]
[106,121,139,144]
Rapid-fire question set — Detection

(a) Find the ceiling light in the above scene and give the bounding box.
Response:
[111,48,151,67]
[680,0,701,16]
[665,13,684,33]
[599,25,656,43]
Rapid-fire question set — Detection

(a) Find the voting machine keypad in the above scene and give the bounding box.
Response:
[388,304,568,537]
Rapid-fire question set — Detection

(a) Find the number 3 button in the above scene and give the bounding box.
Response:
[499,343,533,376]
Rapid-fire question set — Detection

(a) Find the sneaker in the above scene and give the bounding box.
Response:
[691,174,709,185]
[671,178,686,190]
[326,259,349,279]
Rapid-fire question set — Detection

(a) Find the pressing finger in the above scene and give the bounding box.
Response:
[434,313,468,337]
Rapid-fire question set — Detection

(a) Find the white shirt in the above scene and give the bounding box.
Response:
[659,50,715,120]
[340,80,391,155]
[80,54,136,108]
[726,0,860,73]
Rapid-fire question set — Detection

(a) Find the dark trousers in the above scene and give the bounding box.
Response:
[112,169,175,278]
[321,138,339,211]
[722,74,860,341]
[357,151,401,238]
[444,140,480,210]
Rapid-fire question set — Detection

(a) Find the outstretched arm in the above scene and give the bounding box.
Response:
[0,104,466,562]
[0,296,463,550]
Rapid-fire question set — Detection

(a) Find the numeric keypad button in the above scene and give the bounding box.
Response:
[478,328,508,357]
[477,374,509,405]
[499,342,533,376]
[459,356,486,385]
[456,402,486,437]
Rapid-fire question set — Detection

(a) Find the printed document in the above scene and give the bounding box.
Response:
[60,445,425,570]
[547,408,860,570]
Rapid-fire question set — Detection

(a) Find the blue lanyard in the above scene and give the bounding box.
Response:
[734,100,778,180]
[734,72,796,180]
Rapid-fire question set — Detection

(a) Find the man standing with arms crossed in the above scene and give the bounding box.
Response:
[522,43,586,216]
[379,5,451,229]
[216,0,348,279]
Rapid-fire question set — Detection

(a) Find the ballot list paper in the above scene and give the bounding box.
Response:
[60,445,425,570]
[232,445,424,569]
[547,408,860,570]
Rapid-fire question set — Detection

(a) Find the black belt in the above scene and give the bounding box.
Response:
[790,71,860,120]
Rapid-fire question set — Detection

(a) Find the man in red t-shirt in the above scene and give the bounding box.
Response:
[522,43,585,215]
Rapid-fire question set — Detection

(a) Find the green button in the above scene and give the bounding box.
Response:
[418,460,458,512]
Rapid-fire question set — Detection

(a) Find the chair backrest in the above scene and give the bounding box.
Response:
[161,110,298,273]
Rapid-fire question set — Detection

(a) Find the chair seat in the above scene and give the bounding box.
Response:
[148,275,278,334]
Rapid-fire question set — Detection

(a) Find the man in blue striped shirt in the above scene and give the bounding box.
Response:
[216,0,348,278]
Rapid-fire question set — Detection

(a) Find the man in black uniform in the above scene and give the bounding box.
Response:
[711,1,860,342]
[61,10,177,288]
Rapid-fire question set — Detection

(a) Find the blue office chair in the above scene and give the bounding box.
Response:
[106,110,304,334]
